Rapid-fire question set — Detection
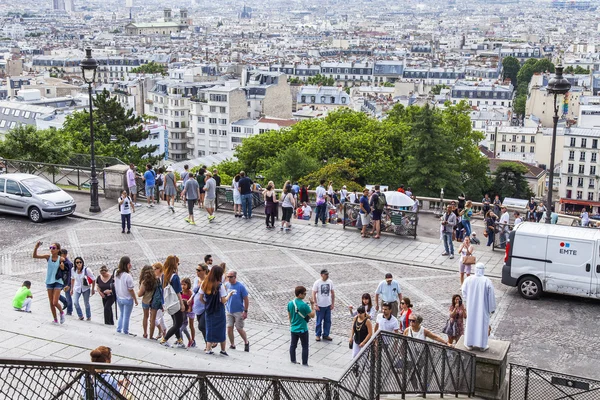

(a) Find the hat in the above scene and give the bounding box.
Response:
[166,166,173,172]
[501,205,507,209]
[205,171,213,177]
[342,185,347,189]
[320,269,329,275]
[385,273,393,279]
[471,232,477,236]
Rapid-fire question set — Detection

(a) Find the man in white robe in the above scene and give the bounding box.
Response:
[461,263,496,350]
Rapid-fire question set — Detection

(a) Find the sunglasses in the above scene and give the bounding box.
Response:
[49,246,57,250]
[196,269,204,272]
[227,276,234,279]
[75,261,83,264]
[409,319,417,323]
[400,302,405,304]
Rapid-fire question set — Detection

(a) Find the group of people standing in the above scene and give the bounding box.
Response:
[32,244,251,356]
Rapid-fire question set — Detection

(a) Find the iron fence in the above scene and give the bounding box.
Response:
[343,203,418,239]
[215,187,265,211]
[337,331,476,399]
[509,364,600,400]
[491,222,514,251]
[1,158,105,192]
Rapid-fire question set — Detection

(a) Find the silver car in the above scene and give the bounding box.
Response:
[0,173,77,222]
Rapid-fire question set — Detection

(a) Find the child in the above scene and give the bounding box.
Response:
[150,262,165,340]
[13,281,33,313]
[118,190,135,234]
[137,265,156,339]
[180,278,196,347]
[470,232,481,245]
[154,309,167,339]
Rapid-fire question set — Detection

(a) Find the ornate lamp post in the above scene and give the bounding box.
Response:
[80,47,101,213]
[545,65,571,223]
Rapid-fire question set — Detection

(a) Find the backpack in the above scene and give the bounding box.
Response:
[162,276,180,315]
[156,174,163,187]
[151,279,163,309]
[376,193,387,211]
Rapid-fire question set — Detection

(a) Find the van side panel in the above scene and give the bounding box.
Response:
[544,237,594,297]
[509,232,547,287]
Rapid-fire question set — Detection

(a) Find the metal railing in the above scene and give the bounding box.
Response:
[509,364,600,400]
[215,187,265,211]
[490,222,514,251]
[0,331,476,400]
[337,331,475,399]
[343,203,419,239]
[1,158,105,192]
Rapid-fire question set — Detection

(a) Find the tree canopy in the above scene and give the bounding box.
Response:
[0,125,73,164]
[225,102,489,198]
[564,65,590,74]
[513,58,555,117]
[492,162,534,200]
[130,61,167,75]
[502,56,520,86]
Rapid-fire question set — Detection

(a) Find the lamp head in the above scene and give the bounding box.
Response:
[546,65,571,95]
[80,47,98,84]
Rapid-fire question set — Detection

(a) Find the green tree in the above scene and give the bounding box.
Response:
[0,125,73,164]
[513,94,527,116]
[502,56,520,86]
[492,162,534,199]
[307,74,335,86]
[130,61,167,75]
[564,65,590,74]
[430,84,449,95]
[299,159,363,192]
[61,89,161,166]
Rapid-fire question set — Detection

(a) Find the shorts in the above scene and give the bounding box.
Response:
[360,213,370,226]
[46,282,64,290]
[128,185,136,195]
[372,210,382,221]
[459,263,472,274]
[282,207,293,222]
[204,198,216,209]
[145,186,155,197]
[226,312,245,329]
[142,302,150,309]
[187,199,196,215]
[187,312,195,320]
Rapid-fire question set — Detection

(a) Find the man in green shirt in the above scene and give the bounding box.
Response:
[13,281,33,313]
[287,286,315,366]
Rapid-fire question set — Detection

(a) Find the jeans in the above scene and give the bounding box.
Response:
[241,193,253,218]
[165,310,184,341]
[442,231,454,255]
[59,290,73,315]
[315,305,331,338]
[196,312,207,343]
[315,204,327,225]
[102,295,115,325]
[73,289,91,319]
[462,220,472,237]
[290,330,309,365]
[121,214,131,232]
[486,229,495,246]
[116,298,134,334]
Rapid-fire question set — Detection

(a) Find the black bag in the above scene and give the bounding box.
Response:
[293,299,310,323]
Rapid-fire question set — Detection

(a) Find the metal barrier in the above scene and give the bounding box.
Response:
[509,364,600,400]
[0,331,476,400]
[1,158,105,192]
[491,222,514,251]
[215,187,265,211]
[337,331,476,399]
[343,203,418,239]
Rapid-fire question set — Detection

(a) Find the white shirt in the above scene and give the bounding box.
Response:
[499,211,510,226]
[407,326,426,340]
[312,279,334,307]
[114,272,134,300]
[514,217,523,225]
[119,196,132,215]
[71,267,95,294]
[302,205,312,216]
[315,185,326,201]
[376,313,400,333]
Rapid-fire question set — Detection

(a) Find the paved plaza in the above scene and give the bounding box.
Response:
[0,195,599,381]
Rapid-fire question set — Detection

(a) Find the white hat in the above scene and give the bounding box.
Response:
[166,166,173,172]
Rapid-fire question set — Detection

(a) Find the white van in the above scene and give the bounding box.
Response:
[502,222,600,300]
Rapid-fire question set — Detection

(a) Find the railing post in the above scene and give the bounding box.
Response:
[369,336,377,400]
[524,367,530,400]
[423,345,429,398]
[215,188,219,211]
[83,366,95,400]
[273,378,281,400]
[401,336,408,399]
[441,348,446,398]
[77,169,81,190]
[199,375,208,399]
[343,203,346,230]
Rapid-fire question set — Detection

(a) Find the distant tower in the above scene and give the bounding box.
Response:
[64,0,74,11]
[180,9,188,24]
[125,0,133,19]
[53,0,66,11]
[164,8,172,22]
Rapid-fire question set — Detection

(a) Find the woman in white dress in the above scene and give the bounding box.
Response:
[232,174,242,217]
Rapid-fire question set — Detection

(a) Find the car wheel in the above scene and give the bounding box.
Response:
[28,207,42,223]
[518,276,542,300]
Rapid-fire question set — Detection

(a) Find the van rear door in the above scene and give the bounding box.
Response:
[595,243,600,298]
[545,236,594,297]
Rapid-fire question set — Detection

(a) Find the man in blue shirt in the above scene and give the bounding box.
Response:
[375,273,402,318]
[359,188,371,237]
[142,164,156,208]
[224,270,250,352]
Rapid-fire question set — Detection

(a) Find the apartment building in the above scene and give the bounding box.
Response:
[559,127,600,212]
[320,62,373,86]
[450,82,514,108]
[296,86,351,110]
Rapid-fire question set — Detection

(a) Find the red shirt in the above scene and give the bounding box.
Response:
[397,188,405,193]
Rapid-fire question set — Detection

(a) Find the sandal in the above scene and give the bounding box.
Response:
[143,334,148,339]
[373,236,381,239]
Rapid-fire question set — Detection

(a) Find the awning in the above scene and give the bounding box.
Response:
[560,198,600,207]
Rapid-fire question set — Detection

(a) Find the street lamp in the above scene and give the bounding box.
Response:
[545,64,571,224]
[80,47,101,213]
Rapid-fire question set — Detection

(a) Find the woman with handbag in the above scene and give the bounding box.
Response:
[444,295,467,345]
[457,237,475,284]
[70,257,95,321]
[348,306,373,358]
[96,265,115,325]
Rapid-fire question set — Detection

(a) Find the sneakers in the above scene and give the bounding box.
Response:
[150,204,154,208]
[147,205,152,208]
[134,203,142,207]
[190,221,196,225]
[244,342,250,352]
[449,255,454,259]
[220,351,229,356]
[208,215,216,222]
[188,340,196,348]
[127,231,131,234]
[121,230,125,233]
[52,319,59,324]
[441,252,449,256]
[184,218,190,223]
[159,339,170,347]
[170,206,175,213]
[60,313,65,324]
[175,340,186,349]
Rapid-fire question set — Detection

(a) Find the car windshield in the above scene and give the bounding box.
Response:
[21,177,61,194]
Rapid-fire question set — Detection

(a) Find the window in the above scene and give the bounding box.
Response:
[577,191,583,200]
[320,96,325,103]
[579,165,585,174]
[5,180,21,195]
[197,116,205,123]
[501,144,506,152]
[566,189,572,199]
[218,119,227,125]
[593,139,598,149]
[14,110,20,117]
[570,137,576,147]
[580,152,586,161]
[521,136,526,143]
[577,177,584,187]
[331,97,336,104]
[567,177,573,186]
[520,146,525,153]
[0,120,5,128]
[197,150,206,157]
[209,106,217,113]
[220,107,226,113]
[530,136,535,143]
[219,130,227,136]
[244,128,253,134]
[490,133,496,141]
[209,94,228,102]
[231,137,243,143]
[198,128,205,134]
[511,145,516,152]
[569,151,575,161]
[209,129,217,135]
[589,178,595,189]
[592,153,597,162]
[591,166,596,175]
[530,146,535,153]
[231,126,241,133]
[311,96,316,103]
[512,135,517,142]
[502,135,507,142]
[209,118,217,124]
[568,164,574,173]
[588,192,594,201]
[174,111,179,116]
[301,96,306,103]
[259,129,266,133]
[581,138,587,148]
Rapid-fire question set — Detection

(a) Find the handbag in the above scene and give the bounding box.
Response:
[442,318,457,337]
[463,249,476,265]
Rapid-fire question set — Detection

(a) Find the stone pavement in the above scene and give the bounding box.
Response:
[73,196,506,278]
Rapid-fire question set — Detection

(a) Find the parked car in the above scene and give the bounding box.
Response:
[0,173,76,222]
[502,222,600,300]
